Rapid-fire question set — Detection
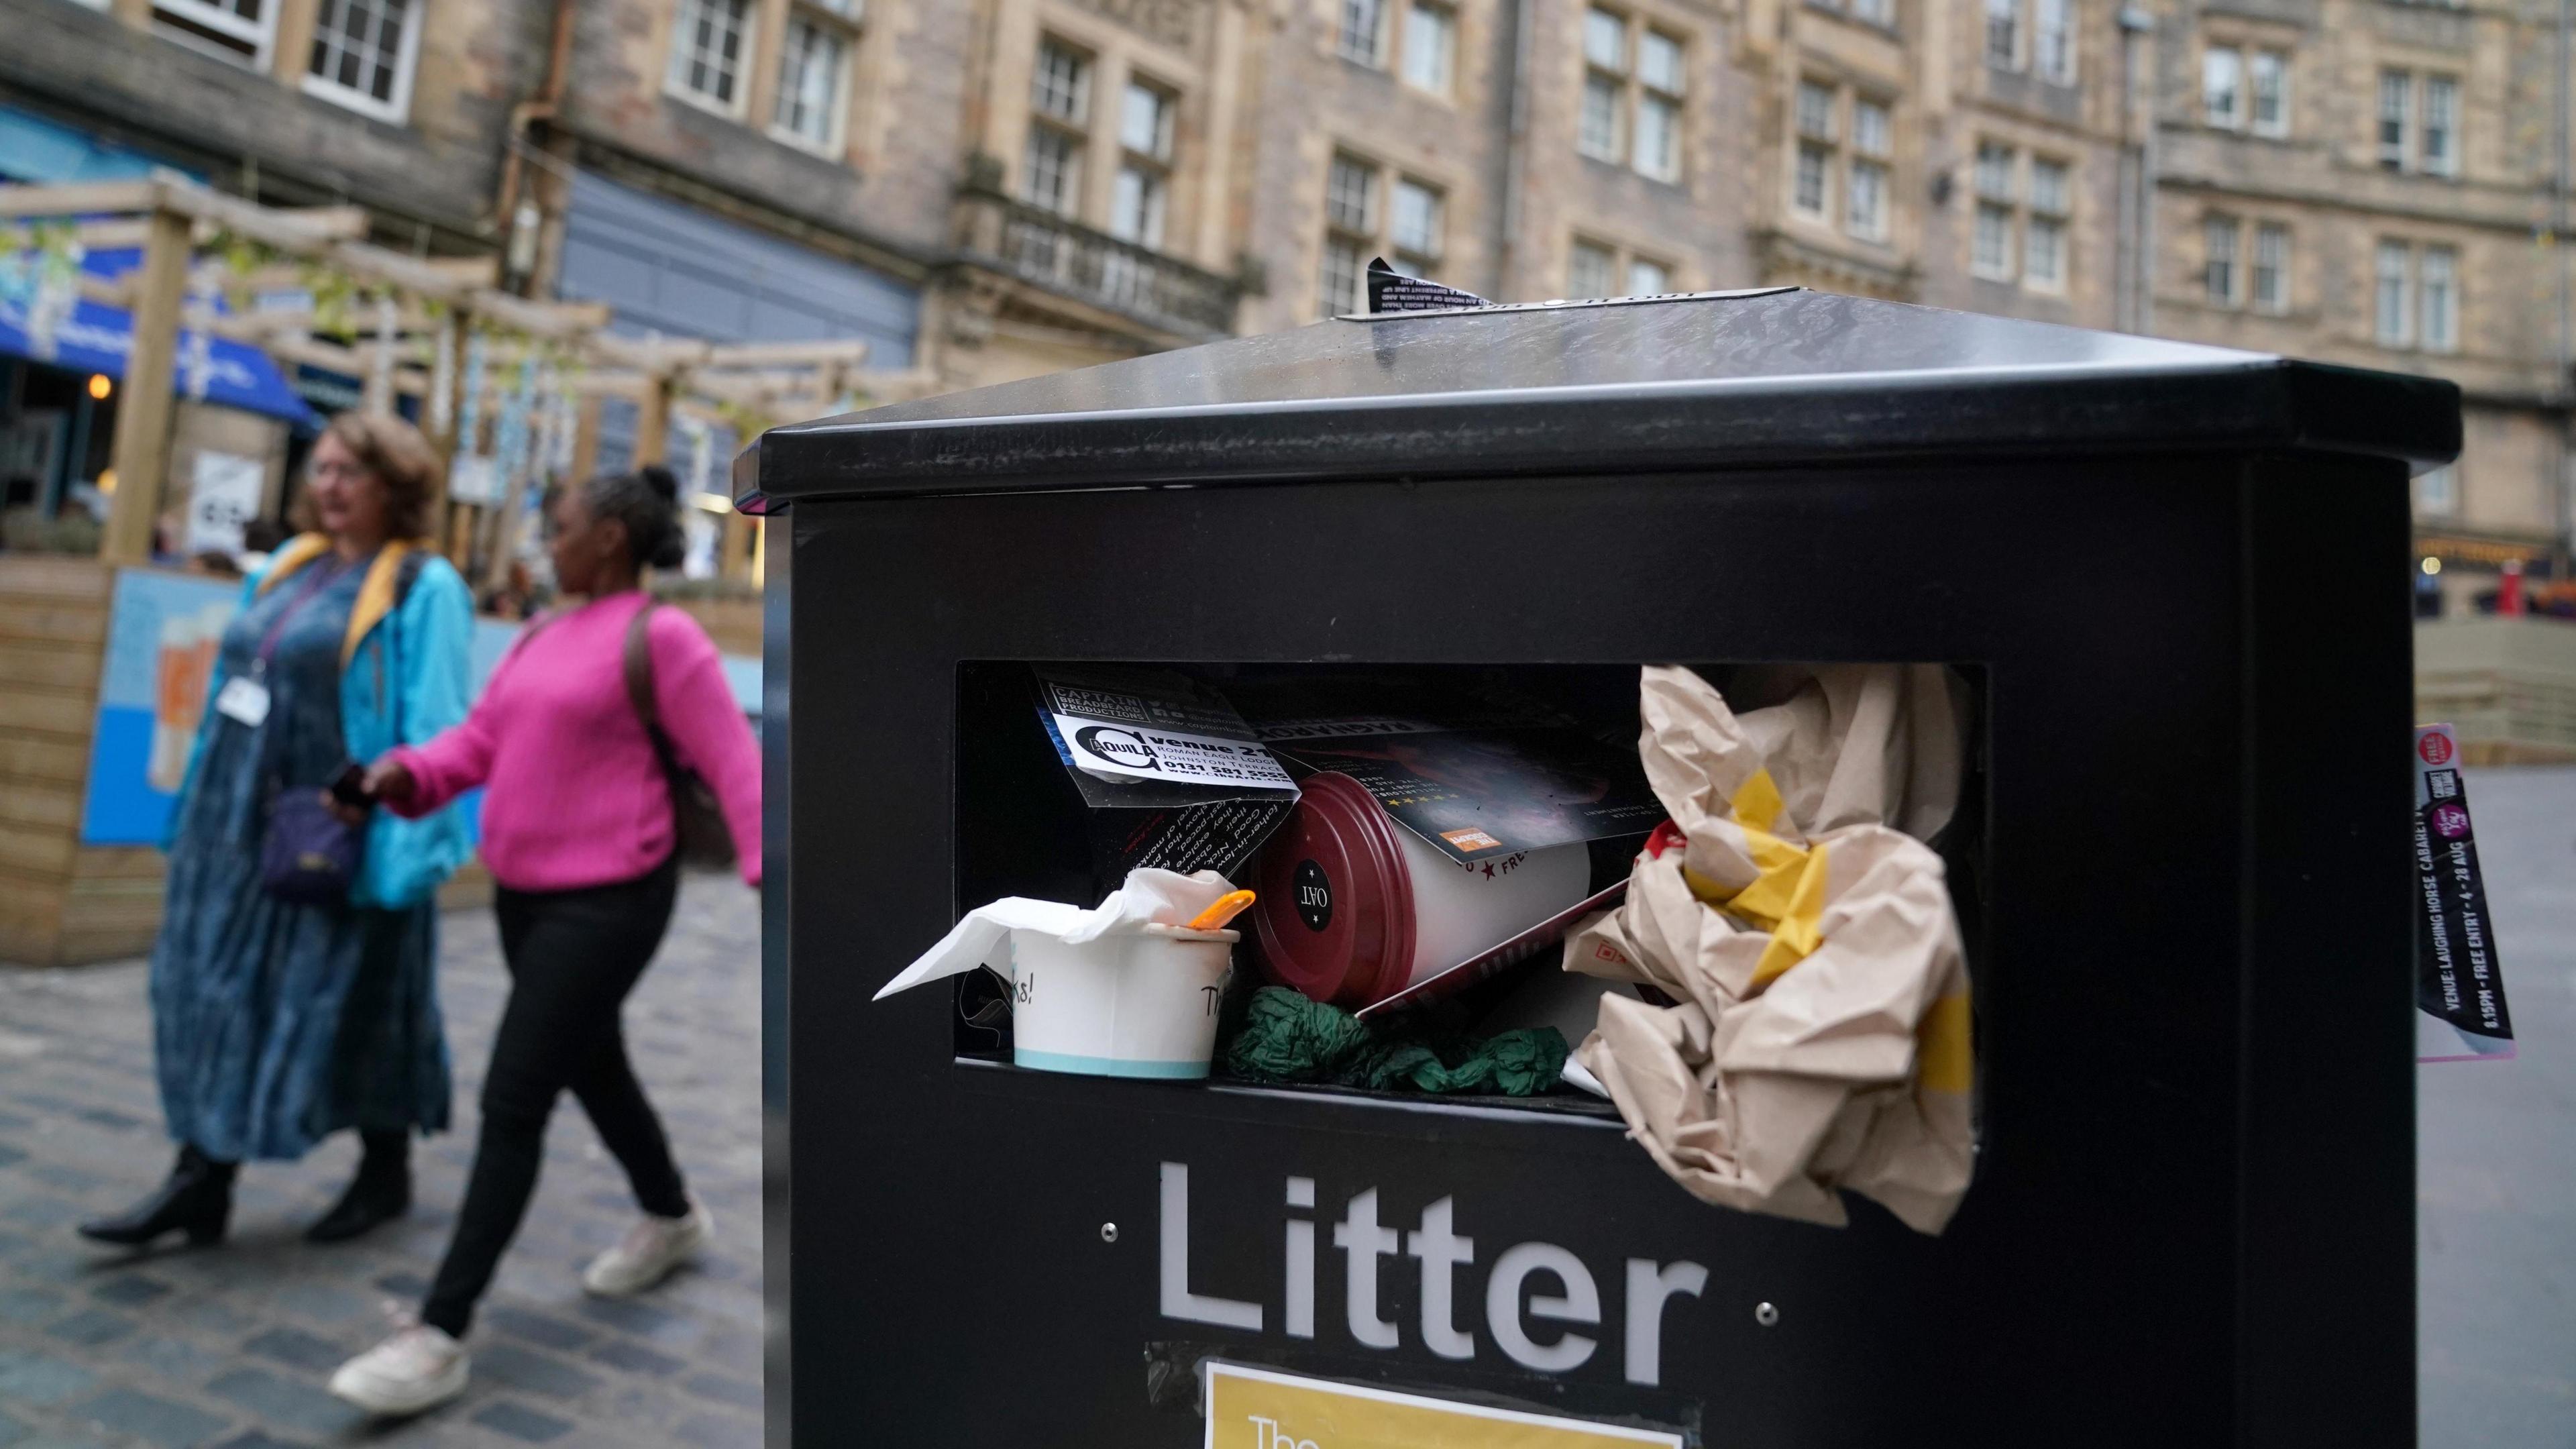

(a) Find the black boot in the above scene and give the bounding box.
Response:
[78,1144,234,1248]
[307,1129,411,1243]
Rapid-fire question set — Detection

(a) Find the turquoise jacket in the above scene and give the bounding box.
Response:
[178,538,479,908]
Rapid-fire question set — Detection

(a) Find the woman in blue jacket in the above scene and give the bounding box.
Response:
[80,413,477,1249]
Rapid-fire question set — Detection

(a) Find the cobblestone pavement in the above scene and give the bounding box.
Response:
[0,871,763,1449]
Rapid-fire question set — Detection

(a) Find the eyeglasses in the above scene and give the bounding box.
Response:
[311,460,374,484]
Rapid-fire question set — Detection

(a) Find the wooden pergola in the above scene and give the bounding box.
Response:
[1,170,934,584]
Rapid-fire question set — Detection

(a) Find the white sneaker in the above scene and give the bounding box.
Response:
[328,1320,468,1417]
[582,1199,712,1297]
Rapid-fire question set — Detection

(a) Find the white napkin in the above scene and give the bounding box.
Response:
[872,869,1236,1002]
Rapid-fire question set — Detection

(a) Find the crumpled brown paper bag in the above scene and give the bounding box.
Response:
[1564,664,1975,1234]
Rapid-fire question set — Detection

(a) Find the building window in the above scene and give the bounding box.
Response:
[2375,239,2412,345]
[1568,238,1617,297]
[2422,75,2459,176]
[1985,0,2021,68]
[1567,237,1672,297]
[2025,157,2068,290]
[1580,8,1686,182]
[1846,99,1891,241]
[1340,0,1391,65]
[1579,9,1625,160]
[1022,40,1091,215]
[1388,176,1444,273]
[2249,50,2288,137]
[2418,464,2458,517]
[2377,70,2410,170]
[1972,142,2015,279]
[1792,80,1835,220]
[1401,3,1456,95]
[772,11,854,154]
[1634,30,1685,182]
[666,0,753,113]
[154,0,275,62]
[1317,152,1441,315]
[2203,215,2239,304]
[2420,244,2459,352]
[1109,80,1176,249]
[2251,222,2290,313]
[303,0,419,119]
[1851,0,1894,26]
[2202,47,2242,129]
[2035,0,2076,83]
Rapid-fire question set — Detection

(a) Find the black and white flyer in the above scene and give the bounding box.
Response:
[2414,723,2516,1062]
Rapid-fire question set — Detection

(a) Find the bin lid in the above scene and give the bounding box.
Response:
[737,287,2461,510]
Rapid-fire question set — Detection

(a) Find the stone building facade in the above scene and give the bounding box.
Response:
[5,0,2566,583]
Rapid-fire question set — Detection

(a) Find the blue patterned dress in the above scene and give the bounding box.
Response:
[151,555,451,1163]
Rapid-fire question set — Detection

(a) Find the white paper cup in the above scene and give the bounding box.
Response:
[1004,923,1237,1079]
[1391,828,1592,994]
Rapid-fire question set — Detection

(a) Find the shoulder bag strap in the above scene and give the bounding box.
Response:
[621,599,685,779]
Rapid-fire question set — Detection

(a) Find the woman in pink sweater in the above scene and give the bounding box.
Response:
[327,465,759,1417]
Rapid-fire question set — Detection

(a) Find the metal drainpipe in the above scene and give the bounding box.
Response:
[2557,0,2571,564]
[1497,0,1538,299]
[2121,6,2157,337]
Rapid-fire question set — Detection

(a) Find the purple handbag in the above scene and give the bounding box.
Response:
[261,786,364,905]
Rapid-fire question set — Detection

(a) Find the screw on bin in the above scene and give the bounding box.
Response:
[1754,1302,1780,1328]
[1100,1222,1119,1243]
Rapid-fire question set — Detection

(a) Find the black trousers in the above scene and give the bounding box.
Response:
[421,855,688,1337]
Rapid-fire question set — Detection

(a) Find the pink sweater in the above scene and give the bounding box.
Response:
[390,592,761,892]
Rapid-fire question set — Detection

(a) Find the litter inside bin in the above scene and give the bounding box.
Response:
[1028,665,1301,898]
[1223,985,1569,1096]
[1566,664,1976,1234]
[877,869,1242,1079]
[1234,682,1660,1012]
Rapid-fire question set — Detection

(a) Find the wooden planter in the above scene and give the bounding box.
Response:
[0,555,492,968]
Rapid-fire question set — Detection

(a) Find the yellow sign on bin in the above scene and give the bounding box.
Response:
[1202,1362,1685,1449]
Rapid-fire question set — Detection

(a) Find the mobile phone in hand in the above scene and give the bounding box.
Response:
[329,763,371,809]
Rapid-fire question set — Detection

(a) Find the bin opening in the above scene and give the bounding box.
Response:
[952,661,1988,1120]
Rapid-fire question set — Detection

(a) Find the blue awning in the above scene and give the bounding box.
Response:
[0,247,319,427]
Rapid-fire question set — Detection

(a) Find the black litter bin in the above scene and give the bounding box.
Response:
[743,288,2457,1447]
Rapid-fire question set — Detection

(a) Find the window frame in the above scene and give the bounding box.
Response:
[1020,36,1095,217]
[2419,244,2459,352]
[2251,221,2290,314]
[1318,150,1448,317]
[1399,1,1458,96]
[1790,78,1838,224]
[1108,75,1179,250]
[299,0,423,123]
[2023,155,2070,292]
[1340,0,1393,68]
[2204,213,2241,306]
[2375,239,2414,347]
[2035,0,2076,85]
[1578,6,1689,184]
[768,6,859,157]
[2377,70,2410,171]
[664,0,758,119]
[2420,74,2460,177]
[1984,0,2023,70]
[2249,50,2289,138]
[153,0,278,66]
[1845,97,1892,243]
[2202,45,2244,130]
[1566,234,1674,298]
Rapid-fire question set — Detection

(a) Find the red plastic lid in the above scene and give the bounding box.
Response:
[1251,773,1418,1009]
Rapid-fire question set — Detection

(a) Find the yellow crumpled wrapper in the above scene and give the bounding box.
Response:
[1564,664,1975,1234]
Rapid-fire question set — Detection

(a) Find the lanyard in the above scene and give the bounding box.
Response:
[251,553,358,678]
